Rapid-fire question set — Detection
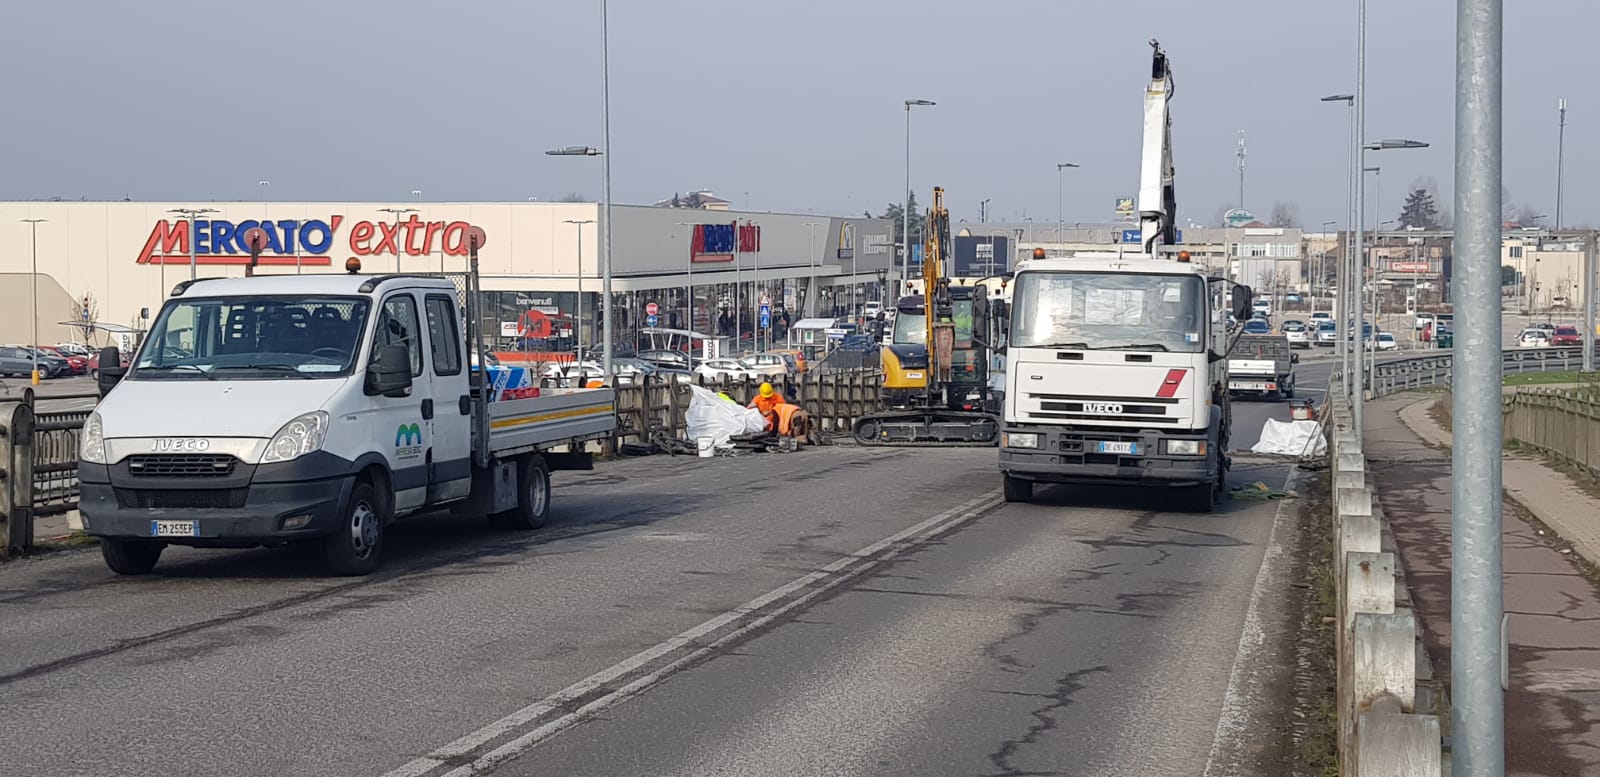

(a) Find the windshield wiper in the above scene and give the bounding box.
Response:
[136,364,216,380]
[1029,342,1092,350]
[218,363,315,378]
[1104,343,1172,352]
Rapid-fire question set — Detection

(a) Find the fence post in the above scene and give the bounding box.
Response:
[1,402,36,555]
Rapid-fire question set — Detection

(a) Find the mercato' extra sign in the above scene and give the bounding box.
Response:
[136,215,484,266]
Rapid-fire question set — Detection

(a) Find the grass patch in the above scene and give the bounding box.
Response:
[1503,370,1600,388]
[1283,470,1340,777]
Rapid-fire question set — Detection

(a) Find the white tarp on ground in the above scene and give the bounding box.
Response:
[684,385,768,449]
[1251,419,1328,457]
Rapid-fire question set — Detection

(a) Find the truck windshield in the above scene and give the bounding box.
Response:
[130,296,371,380]
[1010,271,1207,353]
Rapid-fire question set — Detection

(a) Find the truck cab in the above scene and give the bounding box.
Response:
[79,273,614,576]
[997,255,1249,511]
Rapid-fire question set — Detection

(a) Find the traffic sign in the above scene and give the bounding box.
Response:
[759,304,771,329]
[645,302,659,316]
[646,314,659,328]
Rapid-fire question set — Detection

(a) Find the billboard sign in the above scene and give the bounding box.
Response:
[135,215,483,266]
[837,222,855,259]
[1223,209,1257,228]
[1114,197,1135,219]
[690,222,761,263]
[1389,261,1430,273]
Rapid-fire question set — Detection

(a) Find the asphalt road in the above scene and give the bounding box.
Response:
[0,397,1308,777]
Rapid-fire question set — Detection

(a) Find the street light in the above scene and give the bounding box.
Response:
[21,218,46,385]
[546,142,612,379]
[1317,219,1337,313]
[1056,163,1079,243]
[1353,135,1428,429]
[168,207,219,281]
[1365,139,1430,150]
[1321,93,1356,393]
[412,189,422,203]
[565,219,596,365]
[902,98,936,299]
[377,207,418,272]
[803,221,821,317]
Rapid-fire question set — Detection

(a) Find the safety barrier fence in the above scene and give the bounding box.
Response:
[1323,393,1443,774]
[610,368,885,447]
[1364,346,1586,396]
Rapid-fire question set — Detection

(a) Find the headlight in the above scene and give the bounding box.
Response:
[261,411,330,463]
[1164,439,1207,456]
[1004,432,1040,449]
[80,411,107,464]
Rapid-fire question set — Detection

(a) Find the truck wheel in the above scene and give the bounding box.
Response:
[322,480,385,576]
[498,455,551,530]
[102,539,164,575]
[1002,473,1033,503]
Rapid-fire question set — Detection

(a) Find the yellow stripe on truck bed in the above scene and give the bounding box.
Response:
[489,404,611,430]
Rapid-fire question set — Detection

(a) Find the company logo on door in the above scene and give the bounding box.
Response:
[395,423,424,460]
[137,215,484,267]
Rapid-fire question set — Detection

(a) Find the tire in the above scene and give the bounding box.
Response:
[321,480,385,576]
[102,539,164,575]
[497,455,551,530]
[1002,473,1034,503]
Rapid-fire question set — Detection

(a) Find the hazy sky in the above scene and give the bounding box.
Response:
[1,0,1590,229]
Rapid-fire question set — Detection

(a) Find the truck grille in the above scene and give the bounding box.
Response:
[126,454,237,477]
[116,488,248,509]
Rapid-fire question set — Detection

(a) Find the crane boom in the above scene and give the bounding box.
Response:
[1137,39,1177,256]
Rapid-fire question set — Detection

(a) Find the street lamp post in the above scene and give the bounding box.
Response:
[21,218,46,385]
[565,219,596,365]
[546,144,611,379]
[1317,220,1337,314]
[377,207,418,273]
[1056,163,1079,244]
[168,207,219,281]
[1321,93,1356,395]
[903,99,935,299]
[675,221,696,332]
[803,221,821,318]
[1362,140,1428,381]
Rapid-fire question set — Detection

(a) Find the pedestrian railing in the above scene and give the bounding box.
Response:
[609,368,885,447]
[0,390,96,555]
[1323,393,1444,773]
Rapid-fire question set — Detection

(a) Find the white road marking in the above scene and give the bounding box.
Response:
[1202,466,1299,777]
[378,491,1005,777]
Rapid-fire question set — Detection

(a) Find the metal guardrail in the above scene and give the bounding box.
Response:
[0,390,95,554]
[1365,346,1587,397]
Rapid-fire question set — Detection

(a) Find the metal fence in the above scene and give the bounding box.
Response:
[611,368,885,447]
[1365,346,1587,397]
[30,395,92,517]
[0,390,94,554]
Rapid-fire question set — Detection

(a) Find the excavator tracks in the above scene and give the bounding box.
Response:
[851,410,1000,447]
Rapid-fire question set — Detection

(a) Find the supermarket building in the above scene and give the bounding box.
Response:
[0,201,894,353]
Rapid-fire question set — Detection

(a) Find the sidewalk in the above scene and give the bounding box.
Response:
[1368,393,1600,776]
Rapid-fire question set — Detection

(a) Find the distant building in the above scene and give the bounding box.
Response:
[653,190,732,211]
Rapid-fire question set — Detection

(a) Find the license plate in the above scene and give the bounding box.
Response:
[1095,441,1137,455]
[905,372,924,379]
[1231,381,1271,391]
[150,520,198,538]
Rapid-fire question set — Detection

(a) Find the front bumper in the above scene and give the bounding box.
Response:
[999,425,1216,487]
[78,453,358,548]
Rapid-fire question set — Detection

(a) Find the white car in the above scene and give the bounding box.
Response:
[1518,328,1552,348]
[694,358,764,382]
[863,301,883,319]
[1280,320,1311,348]
[1415,312,1435,330]
[1369,332,1399,351]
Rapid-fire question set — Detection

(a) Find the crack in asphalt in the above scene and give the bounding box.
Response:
[983,665,1111,777]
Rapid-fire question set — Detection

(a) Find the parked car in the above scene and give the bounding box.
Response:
[1552,326,1583,346]
[1415,312,1435,330]
[739,352,796,379]
[1517,328,1552,348]
[0,346,38,378]
[1315,320,1339,346]
[10,346,70,378]
[694,358,765,382]
[54,342,94,358]
[1242,319,1271,335]
[1281,319,1310,348]
[1532,321,1556,332]
[1310,311,1333,322]
[39,346,90,375]
[637,349,695,370]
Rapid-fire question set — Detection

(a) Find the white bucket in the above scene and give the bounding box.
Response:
[697,437,715,458]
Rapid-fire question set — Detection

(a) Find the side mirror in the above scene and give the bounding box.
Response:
[366,344,413,398]
[97,346,126,397]
[1231,286,1255,321]
[1291,353,1301,364]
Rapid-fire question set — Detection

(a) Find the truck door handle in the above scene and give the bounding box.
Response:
[459,394,472,415]
[421,399,434,420]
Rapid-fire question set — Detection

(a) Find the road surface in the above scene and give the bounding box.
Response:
[0,395,1310,777]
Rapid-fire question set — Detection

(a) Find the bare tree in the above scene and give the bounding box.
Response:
[1268,201,1300,228]
[558,192,589,203]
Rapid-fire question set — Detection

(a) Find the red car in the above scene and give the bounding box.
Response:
[87,350,131,379]
[38,346,90,375]
[1551,326,1583,346]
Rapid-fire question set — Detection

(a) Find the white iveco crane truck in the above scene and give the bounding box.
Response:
[997,41,1253,511]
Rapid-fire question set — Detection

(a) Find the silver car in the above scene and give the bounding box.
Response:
[0,346,35,377]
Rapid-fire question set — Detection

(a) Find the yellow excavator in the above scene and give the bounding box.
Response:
[852,187,1003,446]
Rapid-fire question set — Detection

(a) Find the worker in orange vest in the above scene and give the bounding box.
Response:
[749,383,810,440]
